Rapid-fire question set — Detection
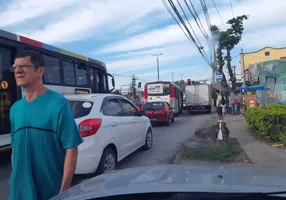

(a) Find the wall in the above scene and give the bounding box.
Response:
[241,47,286,73]
[254,59,286,105]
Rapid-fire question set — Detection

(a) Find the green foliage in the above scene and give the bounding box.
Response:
[245,105,286,143]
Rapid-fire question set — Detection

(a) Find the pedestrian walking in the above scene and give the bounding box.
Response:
[234,93,240,117]
[9,50,83,200]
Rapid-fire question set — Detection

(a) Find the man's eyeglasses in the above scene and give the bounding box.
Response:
[10,64,34,72]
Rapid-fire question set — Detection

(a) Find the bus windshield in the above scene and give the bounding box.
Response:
[146,82,170,96]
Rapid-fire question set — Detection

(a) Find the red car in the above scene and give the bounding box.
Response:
[143,101,175,126]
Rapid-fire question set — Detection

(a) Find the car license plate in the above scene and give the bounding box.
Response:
[150,118,157,121]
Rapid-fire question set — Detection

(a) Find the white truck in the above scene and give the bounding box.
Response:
[185,84,212,114]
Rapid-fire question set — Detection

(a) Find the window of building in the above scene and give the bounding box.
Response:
[63,60,76,85]
[265,51,270,56]
[42,54,61,84]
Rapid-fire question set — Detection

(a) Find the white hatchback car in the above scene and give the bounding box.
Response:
[66,94,153,175]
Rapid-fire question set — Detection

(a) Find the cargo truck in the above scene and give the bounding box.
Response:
[185,84,212,114]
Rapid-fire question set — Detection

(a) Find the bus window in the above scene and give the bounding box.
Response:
[62,60,76,85]
[0,46,17,139]
[42,54,61,84]
[75,62,88,86]
[90,67,100,93]
[102,73,108,93]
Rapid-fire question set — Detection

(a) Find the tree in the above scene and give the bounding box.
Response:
[221,15,249,90]
[211,15,249,90]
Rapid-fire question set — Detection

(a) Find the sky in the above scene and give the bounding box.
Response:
[0,0,286,89]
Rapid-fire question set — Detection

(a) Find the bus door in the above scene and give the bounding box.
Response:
[0,46,18,149]
[89,66,101,93]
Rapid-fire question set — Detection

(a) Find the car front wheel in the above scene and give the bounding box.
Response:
[143,129,153,150]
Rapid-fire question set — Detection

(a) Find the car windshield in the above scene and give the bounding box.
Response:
[143,102,164,110]
[2,1,286,199]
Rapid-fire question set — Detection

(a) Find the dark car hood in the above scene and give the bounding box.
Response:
[51,164,286,200]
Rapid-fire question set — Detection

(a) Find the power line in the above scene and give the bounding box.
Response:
[163,0,213,68]
[176,0,204,50]
[184,0,209,39]
[185,0,212,62]
[229,0,234,17]
[211,0,227,29]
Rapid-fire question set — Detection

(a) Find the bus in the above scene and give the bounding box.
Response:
[0,29,115,153]
[143,81,183,115]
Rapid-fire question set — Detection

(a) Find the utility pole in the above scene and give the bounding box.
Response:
[241,49,245,85]
[212,38,217,84]
[131,75,136,101]
[153,53,163,81]
[178,73,184,81]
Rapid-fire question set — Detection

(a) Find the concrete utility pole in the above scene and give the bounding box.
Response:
[241,49,245,85]
[178,73,184,81]
[153,53,163,81]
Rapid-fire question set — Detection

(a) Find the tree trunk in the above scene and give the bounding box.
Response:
[226,47,235,91]
[217,45,228,88]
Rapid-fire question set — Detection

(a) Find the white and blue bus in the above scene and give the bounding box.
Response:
[0,29,115,153]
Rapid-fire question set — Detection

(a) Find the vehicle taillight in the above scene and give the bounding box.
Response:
[79,119,102,137]
[144,84,148,99]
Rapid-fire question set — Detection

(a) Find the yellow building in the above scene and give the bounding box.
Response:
[240,47,286,73]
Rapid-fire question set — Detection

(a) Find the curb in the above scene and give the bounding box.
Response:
[173,151,182,164]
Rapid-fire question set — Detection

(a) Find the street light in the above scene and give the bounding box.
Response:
[153,53,163,81]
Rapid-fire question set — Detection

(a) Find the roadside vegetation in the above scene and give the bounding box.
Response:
[245,104,286,144]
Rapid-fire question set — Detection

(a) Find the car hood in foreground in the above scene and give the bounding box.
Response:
[51,164,286,200]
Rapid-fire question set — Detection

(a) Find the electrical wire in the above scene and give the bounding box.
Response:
[162,0,212,68]
[187,0,209,39]
[164,0,213,68]
[185,0,212,62]
[211,0,227,29]
[229,0,234,17]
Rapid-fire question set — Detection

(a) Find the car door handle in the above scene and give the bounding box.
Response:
[132,120,136,123]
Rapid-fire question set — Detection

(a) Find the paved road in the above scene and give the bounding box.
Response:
[0,112,212,199]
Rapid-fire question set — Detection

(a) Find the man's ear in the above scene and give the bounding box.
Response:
[38,66,45,77]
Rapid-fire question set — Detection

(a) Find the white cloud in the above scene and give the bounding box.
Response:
[99,0,286,55]
[0,0,81,27]
[241,25,286,49]
[16,0,165,44]
[105,42,199,71]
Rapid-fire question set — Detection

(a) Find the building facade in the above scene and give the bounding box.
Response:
[240,47,286,74]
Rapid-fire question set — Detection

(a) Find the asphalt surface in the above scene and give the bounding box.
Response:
[0,111,212,199]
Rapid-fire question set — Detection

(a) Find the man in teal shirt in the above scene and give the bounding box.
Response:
[9,50,83,200]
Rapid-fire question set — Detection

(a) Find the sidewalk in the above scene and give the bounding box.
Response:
[177,114,286,170]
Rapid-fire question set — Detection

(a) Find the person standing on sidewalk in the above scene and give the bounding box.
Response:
[9,50,83,200]
[229,92,235,116]
[215,89,224,121]
[234,93,240,117]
